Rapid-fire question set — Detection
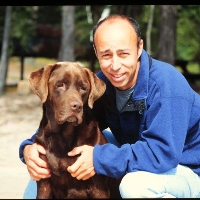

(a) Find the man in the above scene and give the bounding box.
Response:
[19,14,200,198]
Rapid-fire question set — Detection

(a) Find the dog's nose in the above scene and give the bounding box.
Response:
[70,101,82,112]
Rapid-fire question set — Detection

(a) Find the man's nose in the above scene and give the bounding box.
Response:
[110,55,121,71]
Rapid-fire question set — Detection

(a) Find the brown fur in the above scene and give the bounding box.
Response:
[29,62,121,199]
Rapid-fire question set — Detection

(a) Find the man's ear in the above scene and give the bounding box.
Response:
[93,44,98,58]
[137,39,143,59]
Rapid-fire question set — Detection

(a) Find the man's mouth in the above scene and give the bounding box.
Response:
[113,74,123,78]
[110,73,126,82]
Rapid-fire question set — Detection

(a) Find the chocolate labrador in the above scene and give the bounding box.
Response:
[29,62,121,199]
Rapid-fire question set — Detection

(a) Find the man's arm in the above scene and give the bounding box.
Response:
[19,129,51,180]
[19,130,38,163]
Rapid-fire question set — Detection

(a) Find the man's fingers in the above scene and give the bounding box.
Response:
[25,144,51,180]
[76,167,95,180]
[35,157,49,168]
[67,146,83,172]
[68,147,82,156]
[29,171,50,181]
[27,161,51,181]
[67,157,82,173]
[67,145,95,180]
[26,150,49,169]
[35,143,46,155]
[68,160,95,180]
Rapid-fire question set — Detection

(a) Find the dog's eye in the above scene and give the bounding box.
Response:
[80,83,87,91]
[81,86,86,91]
[56,82,65,88]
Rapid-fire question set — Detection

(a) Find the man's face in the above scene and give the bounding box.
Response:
[94,19,143,90]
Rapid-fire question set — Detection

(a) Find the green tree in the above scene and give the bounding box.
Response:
[176,5,200,63]
[0,5,199,86]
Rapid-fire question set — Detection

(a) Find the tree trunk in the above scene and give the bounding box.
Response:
[0,6,12,95]
[146,5,155,55]
[157,5,177,65]
[89,6,107,72]
[58,6,75,61]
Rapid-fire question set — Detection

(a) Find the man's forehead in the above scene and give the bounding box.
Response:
[98,18,132,31]
[95,19,135,41]
[99,48,130,53]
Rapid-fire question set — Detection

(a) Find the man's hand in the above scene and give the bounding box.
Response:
[24,143,51,181]
[67,145,95,180]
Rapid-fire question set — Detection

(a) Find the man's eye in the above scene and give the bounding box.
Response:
[103,54,110,58]
[121,52,128,56]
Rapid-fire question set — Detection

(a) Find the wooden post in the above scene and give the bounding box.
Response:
[20,56,24,80]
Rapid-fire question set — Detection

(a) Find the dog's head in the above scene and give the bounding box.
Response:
[29,62,106,125]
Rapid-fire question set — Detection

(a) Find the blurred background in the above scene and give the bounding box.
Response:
[0,5,200,199]
[0,5,200,94]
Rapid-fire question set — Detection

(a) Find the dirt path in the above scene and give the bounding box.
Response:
[0,92,42,199]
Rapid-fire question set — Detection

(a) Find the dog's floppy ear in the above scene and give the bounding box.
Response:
[84,68,106,109]
[29,64,56,103]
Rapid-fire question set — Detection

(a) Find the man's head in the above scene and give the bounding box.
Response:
[93,15,143,90]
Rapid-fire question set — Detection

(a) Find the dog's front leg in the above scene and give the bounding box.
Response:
[36,178,53,199]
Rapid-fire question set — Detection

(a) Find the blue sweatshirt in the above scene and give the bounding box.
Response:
[19,49,200,179]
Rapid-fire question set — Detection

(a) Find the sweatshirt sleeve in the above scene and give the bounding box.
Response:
[93,96,192,179]
[19,129,38,164]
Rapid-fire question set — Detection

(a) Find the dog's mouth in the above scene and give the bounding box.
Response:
[66,116,77,123]
[57,114,83,126]
[66,115,80,126]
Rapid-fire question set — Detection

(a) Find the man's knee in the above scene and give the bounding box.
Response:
[119,171,165,198]
[119,171,148,198]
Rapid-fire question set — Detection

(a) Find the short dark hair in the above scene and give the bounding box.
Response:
[92,14,142,49]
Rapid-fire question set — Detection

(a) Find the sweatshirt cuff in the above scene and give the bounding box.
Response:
[19,130,38,164]
[19,139,34,164]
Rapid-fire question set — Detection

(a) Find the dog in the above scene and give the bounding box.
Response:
[29,61,121,199]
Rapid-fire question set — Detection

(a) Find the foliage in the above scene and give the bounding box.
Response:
[176,5,200,61]
[34,6,61,25]
[0,5,199,64]
[0,7,6,41]
[10,6,61,54]
[11,6,36,49]
[135,5,160,56]
[74,5,94,60]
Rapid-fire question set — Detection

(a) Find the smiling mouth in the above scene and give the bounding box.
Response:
[110,73,125,81]
[113,74,123,78]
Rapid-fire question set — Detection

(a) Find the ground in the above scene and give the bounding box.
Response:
[0,57,50,199]
[0,91,43,199]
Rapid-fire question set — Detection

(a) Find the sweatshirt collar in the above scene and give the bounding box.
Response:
[132,49,150,101]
